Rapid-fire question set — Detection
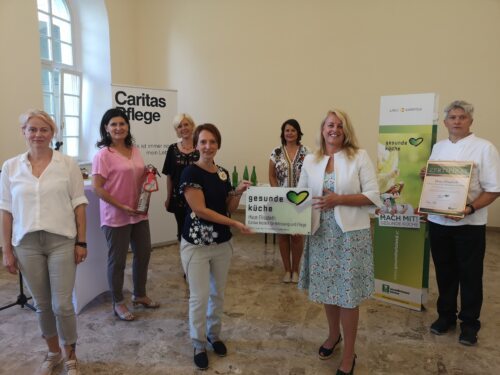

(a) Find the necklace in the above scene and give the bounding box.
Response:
[180,140,193,151]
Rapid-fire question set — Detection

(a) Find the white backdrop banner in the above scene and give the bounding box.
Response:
[111,84,178,245]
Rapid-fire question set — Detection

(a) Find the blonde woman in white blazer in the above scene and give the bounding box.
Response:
[297,109,381,375]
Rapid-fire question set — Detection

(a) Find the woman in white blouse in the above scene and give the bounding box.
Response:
[0,110,87,375]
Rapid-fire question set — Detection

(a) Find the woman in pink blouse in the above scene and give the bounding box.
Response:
[92,108,159,321]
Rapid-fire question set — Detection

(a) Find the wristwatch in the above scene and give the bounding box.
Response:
[75,241,88,248]
[466,204,476,215]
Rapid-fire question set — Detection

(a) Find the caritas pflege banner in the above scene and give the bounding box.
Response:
[112,84,178,245]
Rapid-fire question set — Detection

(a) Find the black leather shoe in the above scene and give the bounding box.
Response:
[318,334,342,360]
[193,349,208,370]
[430,317,456,335]
[207,337,227,357]
[459,325,478,346]
[336,354,357,375]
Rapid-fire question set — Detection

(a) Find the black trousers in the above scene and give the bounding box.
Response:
[429,222,486,331]
[174,207,187,242]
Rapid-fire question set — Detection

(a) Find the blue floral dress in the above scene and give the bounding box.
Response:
[298,171,374,308]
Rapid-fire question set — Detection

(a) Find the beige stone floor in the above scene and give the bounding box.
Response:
[0,229,499,375]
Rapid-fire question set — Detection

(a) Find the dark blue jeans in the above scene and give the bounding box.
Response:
[429,222,486,331]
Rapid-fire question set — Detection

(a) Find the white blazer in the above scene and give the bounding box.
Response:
[297,149,382,234]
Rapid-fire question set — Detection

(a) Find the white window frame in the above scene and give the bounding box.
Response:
[38,0,82,158]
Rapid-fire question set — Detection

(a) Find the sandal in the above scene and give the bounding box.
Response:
[318,334,342,360]
[132,295,160,308]
[113,303,135,321]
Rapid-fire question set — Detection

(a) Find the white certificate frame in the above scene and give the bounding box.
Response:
[418,160,473,217]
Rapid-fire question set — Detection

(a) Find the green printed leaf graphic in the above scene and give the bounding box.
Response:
[409,137,423,146]
[287,191,309,205]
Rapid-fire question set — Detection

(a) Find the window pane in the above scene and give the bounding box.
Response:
[60,43,73,65]
[41,69,53,93]
[39,36,52,60]
[64,116,79,137]
[63,73,79,95]
[53,18,71,43]
[52,0,70,21]
[64,95,79,116]
[52,38,62,63]
[38,0,49,12]
[38,13,50,37]
[64,137,79,158]
[43,93,54,114]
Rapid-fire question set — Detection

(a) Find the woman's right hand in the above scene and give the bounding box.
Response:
[234,221,253,234]
[122,205,139,216]
[2,249,18,274]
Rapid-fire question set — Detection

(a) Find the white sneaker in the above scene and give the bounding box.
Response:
[64,359,80,375]
[282,272,292,283]
[35,351,62,375]
[291,272,299,283]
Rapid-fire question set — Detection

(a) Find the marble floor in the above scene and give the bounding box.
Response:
[0,227,499,375]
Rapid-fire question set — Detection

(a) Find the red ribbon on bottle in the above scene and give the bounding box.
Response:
[143,164,159,192]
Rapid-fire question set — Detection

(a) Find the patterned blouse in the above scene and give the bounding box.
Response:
[270,144,309,187]
[179,164,233,245]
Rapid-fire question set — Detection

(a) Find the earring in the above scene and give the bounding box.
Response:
[106,132,111,138]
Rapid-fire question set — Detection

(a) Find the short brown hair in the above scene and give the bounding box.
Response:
[193,123,222,149]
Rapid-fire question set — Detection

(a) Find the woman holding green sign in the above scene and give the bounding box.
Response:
[179,123,252,370]
[269,119,310,283]
[298,109,381,375]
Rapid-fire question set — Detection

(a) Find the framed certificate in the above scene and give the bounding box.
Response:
[418,161,473,217]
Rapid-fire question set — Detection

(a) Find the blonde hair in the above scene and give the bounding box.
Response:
[19,109,57,135]
[314,109,359,161]
[172,113,195,130]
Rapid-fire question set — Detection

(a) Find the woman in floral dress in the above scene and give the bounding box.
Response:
[268,119,309,283]
[179,123,252,370]
[298,109,381,375]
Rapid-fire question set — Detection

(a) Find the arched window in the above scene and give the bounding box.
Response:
[37,0,81,158]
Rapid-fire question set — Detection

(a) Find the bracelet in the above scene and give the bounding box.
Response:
[75,241,87,248]
[466,204,476,215]
[229,191,242,197]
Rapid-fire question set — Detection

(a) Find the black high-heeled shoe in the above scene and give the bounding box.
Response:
[336,354,357,375]
[318,334,342,360]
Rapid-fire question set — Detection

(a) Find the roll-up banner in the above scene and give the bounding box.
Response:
[111,85,178,245]
[373,93,438,311]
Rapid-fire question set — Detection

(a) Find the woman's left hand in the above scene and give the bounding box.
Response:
[75,245,88,265]
[235,180,252,194]
[312,188,341,210]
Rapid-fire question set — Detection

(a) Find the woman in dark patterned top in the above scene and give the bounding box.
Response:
[268,119,310,284]
[179,123,252,370]
[162,113,199,241]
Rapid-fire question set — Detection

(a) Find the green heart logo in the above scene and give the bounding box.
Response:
[409,137,423,147]
[287,190,309,205]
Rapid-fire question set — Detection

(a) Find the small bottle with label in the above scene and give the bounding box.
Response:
[136,164,160,214]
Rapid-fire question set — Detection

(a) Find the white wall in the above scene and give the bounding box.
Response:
[1,0,499,227]
[105,0,500,227]
[0,0,42,161]
[71,0,113,163]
